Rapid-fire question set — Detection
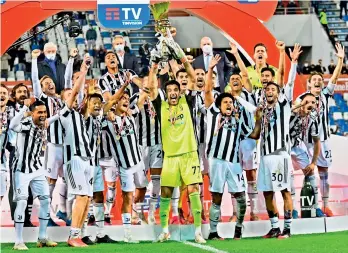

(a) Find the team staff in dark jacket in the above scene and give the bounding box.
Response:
[37,42,66,94]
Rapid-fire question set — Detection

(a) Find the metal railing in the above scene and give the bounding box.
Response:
[274,7,315,15]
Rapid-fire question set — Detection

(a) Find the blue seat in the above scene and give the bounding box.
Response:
[104,43,112,50]
[333,93,343,101]
[101,31,111,38]
[89,19,97,26]
[75,38,85,45]
[330,106,339,113]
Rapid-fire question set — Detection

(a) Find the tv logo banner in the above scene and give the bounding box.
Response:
[97,0,150,29]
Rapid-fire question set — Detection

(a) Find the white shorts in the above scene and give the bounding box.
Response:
[63,156,93,197]
[0,171,7,197]
[258,150,293,192]
[141,144,163,169]
[45,143,64,179]
[199,143,209,174]
[119,161,148,192]
[306,140,332,168]
[239,138,258,170]
[93,166,105,193]
[13,170,49,201]
[209,158,246,193]
[100,157,119,182]
[291,145,310,171]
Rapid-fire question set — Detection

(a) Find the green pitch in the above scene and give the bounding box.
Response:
[1,231,348,253]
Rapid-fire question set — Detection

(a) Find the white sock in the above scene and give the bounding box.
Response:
[290,174,297,211]
[231,195,237,215]
[59,179,67,213]
[308,175,319,208]
[171,187,180,216]
[270,216,279,228]
[149,175,160,216]
[209,203,220,233]
[122,213,131,235]
[319,171,329,208]
[247,181,259,214]
[38,197,50,239]
[81,218,88,237]
[14,200,26,244]
[94,203,105,238]
[48,183,55,199]
[70,227,81,239]
[105,186,116,215]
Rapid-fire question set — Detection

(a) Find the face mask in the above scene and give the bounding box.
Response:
[115,44,124,53]
[304,63,308,67]
[46,53,56,60]
[202,45,213,54]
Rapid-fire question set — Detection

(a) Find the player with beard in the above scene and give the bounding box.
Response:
[205,54,263,240]
[10,99,60,250]
[295,43,344,217]
[104,88,149,243]
[78,90,122,245]
[0,84,13,203]
[148,36,206,243]
[7,83,36,227]
[246,42,278,89]
[31,48,77,226]
[98,52,142,99]
[290,93,323,217]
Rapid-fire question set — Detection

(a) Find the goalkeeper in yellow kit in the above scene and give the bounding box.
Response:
[148,34,206,244]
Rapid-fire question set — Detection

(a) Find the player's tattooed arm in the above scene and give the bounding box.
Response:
[205,54,221,108]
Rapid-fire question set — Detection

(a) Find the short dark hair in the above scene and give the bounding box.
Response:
[265,81,280,92]
[301,92,316,100]
[87,93,103,102]
[261,67,275,77]
[105,51,116,59]
[164,80,181,91]
[254,43,267,52]
[11,83,29,99]
[215,93,234,108]
[30,99,45,111]
[175,69,187,79]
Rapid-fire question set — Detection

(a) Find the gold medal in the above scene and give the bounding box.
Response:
[116,135,121,141]
[97,136,101,145]
[151,118,155,125]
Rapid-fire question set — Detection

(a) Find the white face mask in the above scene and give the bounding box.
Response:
[46,53,56,60]
[202,44,213,54]
[304,63,309,67]
[115,44,124,53]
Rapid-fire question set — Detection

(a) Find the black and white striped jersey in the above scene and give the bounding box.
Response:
[0,106,14,166]
[296,83,334,143]
[289,112,319,148]
[239,88,257,130]
[206,103,253,163]
[129,89,165,147]
[104,107,142,168]
[98,70,137,96]
[85,115,104,166]
[10,107,59,173]
[260,96,292,156]
[38,94,64,144]
[59,104,92,163]
[7,103,25,147]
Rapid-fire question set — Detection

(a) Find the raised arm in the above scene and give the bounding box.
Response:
[248,107,263,139]
[148,60,160,101]
[9,99,31,132]
[64,48,78,89]
[205,55,221,108]
[67,58,89,109]
[31,49,42,98]
[227,42,252,92]
[103,82,129,114]
[329,43,345,87]
[276,41,286,88]
[136,88,150,110]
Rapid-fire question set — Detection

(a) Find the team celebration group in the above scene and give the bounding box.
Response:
[0,30,344,250]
